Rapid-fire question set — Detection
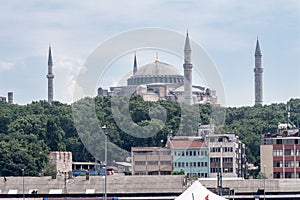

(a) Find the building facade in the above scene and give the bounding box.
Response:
[169,136,210,178]
[0,96,6,103]
[206,133,246,178]
[131,147,172,175]
[0,92,13,104]
[260,124,300,179]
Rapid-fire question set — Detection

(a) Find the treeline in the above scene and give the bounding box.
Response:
[0,96,299,176]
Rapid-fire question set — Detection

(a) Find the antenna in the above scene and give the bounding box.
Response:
[286,102,291,129]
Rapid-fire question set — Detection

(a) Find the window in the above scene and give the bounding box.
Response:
[210,168,219,173]
[273,172,282,178]
[148,161,158,165]
[182,151,185,156]
[135,161,146,165]
[284,149,292,156]
[296,149,300,156]
[198,162,200,167]
[159,151,171,155]
[273,149,283,156]
[135,171,146,175]
[182,162,185,167]
[223,157,233,163]
[193,162,196,167]
[284,160,294,167]
[211,147,221,152]
[277,139,282,144]
[223,168,233,173]
[210,157,220,163]
[287,139,294,144]
[273,161,283,168]
[193,151,196,156]
[285,172,294,178]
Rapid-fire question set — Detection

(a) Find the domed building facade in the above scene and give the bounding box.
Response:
[98,34,217,105]
[127,60,184,86]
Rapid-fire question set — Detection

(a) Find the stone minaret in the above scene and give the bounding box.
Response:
[133,52,137,75]
[254,38,263,105]
[47,45,54,103]
[183,32,193,105]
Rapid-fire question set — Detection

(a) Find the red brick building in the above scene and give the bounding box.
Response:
[260,124,300,179]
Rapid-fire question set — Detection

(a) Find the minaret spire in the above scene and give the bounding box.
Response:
[184,32,192,64]
[255,38,262,57]
[133,52,137,75]
[254,37,263,105]
[183,31,193,105]
[47,45,54,103]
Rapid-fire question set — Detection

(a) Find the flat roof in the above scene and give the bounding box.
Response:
[132,147,170,151]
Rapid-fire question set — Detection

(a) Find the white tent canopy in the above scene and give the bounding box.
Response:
[175,180,227,200]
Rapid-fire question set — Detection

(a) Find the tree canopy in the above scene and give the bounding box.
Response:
[0,97,299,176]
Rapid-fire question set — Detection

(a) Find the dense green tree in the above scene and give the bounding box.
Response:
[0,96,300,176]
[0,133,49,176]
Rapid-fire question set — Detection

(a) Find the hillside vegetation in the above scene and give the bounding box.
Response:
[0,96,299,176]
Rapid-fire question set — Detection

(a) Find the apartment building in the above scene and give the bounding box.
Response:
[131,147,172,175]
[260,123,300,179]
[169,136,210,178]
[206,134,246,178]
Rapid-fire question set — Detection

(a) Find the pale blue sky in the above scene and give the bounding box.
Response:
[0,0,299,106]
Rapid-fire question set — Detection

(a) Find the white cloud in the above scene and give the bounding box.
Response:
[0,61,14,71]
[53,57,83,103]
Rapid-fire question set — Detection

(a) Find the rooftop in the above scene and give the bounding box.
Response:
[170,139,207,149]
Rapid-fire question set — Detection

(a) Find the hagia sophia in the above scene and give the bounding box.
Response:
[97,33,218,105]
[2,32,264,107]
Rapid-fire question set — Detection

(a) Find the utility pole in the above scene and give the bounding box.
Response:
[21,168,24,200]
[102,125,108,200]
[264,165,266,200]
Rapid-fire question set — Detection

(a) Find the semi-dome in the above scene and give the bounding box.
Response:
[127,60,184,86]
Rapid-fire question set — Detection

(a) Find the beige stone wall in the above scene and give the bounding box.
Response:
[50,151,72,174]
[260,145,273,179]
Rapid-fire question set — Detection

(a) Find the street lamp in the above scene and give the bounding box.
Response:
[263,165,266,200]
[63,164,67,195]
[21,168,24,200]
[102,125,108,200]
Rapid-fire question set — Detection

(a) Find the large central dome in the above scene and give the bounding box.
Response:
[127,60,184,86]
[135,61,181,76]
